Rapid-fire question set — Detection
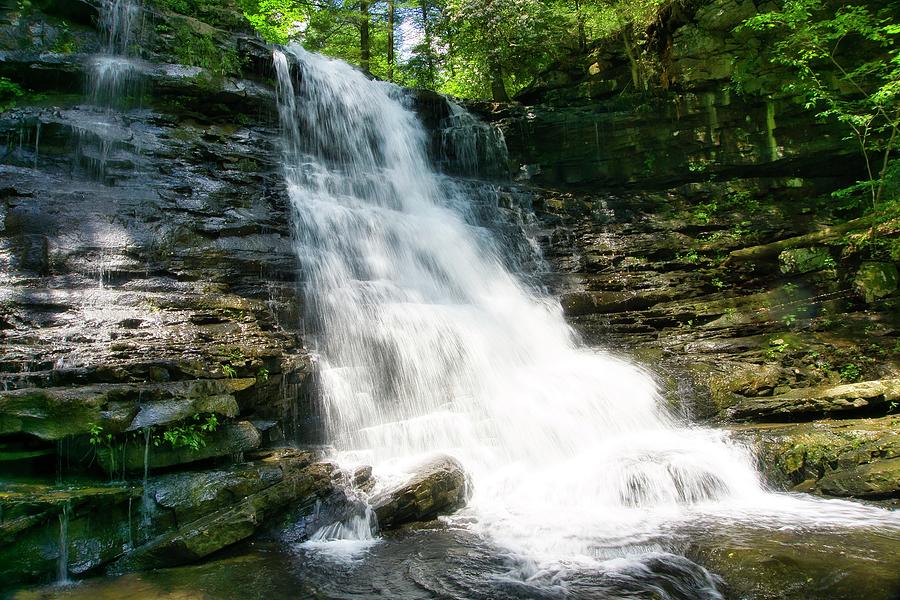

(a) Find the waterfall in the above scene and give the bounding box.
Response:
[89,0,144,109]
[76,0,144,180]
[272,46,899,565]
[57,502,71,584]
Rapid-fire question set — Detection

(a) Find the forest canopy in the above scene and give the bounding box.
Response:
[235,0,671,99]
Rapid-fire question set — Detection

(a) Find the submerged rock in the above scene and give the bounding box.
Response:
[372,455,470,529]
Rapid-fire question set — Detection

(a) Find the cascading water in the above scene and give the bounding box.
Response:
[76,0,144,179]
[272,44,899,579]
[90,0,144,109]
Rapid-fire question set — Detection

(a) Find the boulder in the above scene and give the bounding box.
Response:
[854,262,899,304]
[817,458,900,499]
[778,246,833,275]
[732,416,900,498]
[371,455,470,529]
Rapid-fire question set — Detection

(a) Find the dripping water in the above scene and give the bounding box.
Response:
[57,502,71,585]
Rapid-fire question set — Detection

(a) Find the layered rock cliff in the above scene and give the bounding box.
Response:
[0,0,897,593]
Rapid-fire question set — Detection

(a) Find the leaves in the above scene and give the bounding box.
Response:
[739,1,900,207]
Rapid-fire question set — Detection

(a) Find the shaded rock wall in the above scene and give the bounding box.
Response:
[0,1,335,589]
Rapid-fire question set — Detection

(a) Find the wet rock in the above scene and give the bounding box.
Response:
[150,449,318,524]
[0,379,254,440]
[727,379,900,421]
[688,524,900,600]
[112,450,335,572]
[352,465,375,492]
[817,459,900,499]
[732,417,900,498]
[0,449,332,587]
[0,483,141,587]
[372,455,470,529]
[96,420,261,474]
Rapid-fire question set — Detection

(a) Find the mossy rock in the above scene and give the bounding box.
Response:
[778,246,833,275]
[0,379,254,440]
[854,262,899,304]
[96,420,261,474]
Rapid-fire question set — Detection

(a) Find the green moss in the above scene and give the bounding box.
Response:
[170,21,241,77]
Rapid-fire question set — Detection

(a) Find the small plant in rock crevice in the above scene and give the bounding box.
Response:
[153,414,220,452]
[839,362,862,383]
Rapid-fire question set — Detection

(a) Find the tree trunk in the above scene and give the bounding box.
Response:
[387,0,395,81]
[420,0,435,86]
[490,60,509,102]
[575,0,586,52]
[360,0,370,75]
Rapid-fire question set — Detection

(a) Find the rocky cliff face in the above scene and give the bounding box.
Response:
[0,0,336,588]
[0,0,897,592]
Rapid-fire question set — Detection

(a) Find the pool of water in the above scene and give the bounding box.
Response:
[12,513,899,600]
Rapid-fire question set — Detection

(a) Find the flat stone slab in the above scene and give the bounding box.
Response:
[727,378,900,421]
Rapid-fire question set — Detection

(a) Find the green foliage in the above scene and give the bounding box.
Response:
[169,21,242,76]
[238,0,307,44]
[156,0,249,30]
[235,0,671,98]
[677,249,700,264]
[0,77,24,111]
[154,414,220,451]
[88,423,113,448]
[256,367,269,382]
[765,338,789,360]
[839,362,862,382]
[222,363,237,378]
[738,1,900,207]
[50,21,78,54]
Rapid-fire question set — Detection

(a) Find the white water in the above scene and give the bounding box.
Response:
[89,0,144,108]
[273,46,899,567]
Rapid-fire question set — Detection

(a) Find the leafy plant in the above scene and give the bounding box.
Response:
[739,1,900,207]
[222,363,237,378]
[88,423,113,448]
[154,414,219,451]
[839,362,862,382]
[765,339,790,360]
[169,21,241,76]
[49,21,77,54]
[256,367,269,383]
[0,77,24,111]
